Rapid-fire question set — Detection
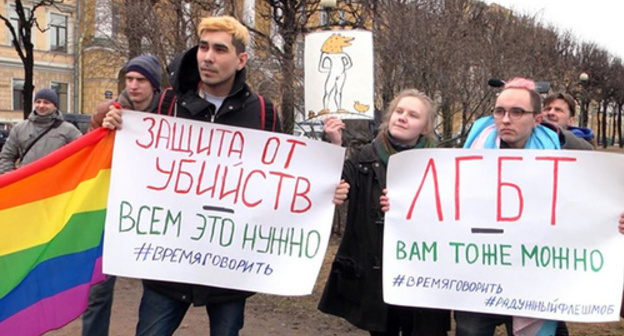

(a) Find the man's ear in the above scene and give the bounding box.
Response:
[534,113,543,125]
[568,116,576,127]
[237,52,248,71]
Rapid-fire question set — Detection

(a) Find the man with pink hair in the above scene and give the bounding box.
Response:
[458,78,568,336]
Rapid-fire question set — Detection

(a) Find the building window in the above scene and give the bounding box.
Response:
[7,5,32,47]
[94,0,119,40]
[50,13,67,52]
[51,82,69,112]
[12,79,25,111]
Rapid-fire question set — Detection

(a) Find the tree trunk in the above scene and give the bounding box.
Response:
[618,104,623,147]
[278,25,298,134]
[610,105,617,146]
[601,100,608,148]
[23,49,34,119]
[441,99,453,147]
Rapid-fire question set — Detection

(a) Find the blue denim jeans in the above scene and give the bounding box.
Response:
[454,311,512,336]
[136,286,245,336]
[82,275,117,336]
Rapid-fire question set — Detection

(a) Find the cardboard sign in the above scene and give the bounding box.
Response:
[384,148,624,322]
[304,30,374,121]
[104,111,345,296]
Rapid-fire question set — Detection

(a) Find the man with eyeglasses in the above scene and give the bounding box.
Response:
[456,77,565,336]
[463,78,559,150]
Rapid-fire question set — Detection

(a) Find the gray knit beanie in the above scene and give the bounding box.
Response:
[34,88,59,108]
[125,55,162,91]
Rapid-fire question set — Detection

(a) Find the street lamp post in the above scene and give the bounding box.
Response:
[579,72,589,128]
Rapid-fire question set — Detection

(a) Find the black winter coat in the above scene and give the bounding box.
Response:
[318,142,389,331]
[143,46,282,306]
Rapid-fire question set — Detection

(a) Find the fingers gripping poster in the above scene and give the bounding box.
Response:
[384,149,624,322]
[304,30,374,122]
[103,111,345,295]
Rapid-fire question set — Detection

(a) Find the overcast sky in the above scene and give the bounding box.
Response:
[482,0,623,59]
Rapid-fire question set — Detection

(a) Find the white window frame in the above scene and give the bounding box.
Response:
[12,78,25,111]
[51,81,70,112]
[6,4,34,48]
[48,12,68,53]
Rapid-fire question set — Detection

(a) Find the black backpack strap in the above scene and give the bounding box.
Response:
[257,94,277,132]
[157,87,177,116]
[19,119,63,163]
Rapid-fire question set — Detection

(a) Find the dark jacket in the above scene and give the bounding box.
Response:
[540,121,593,150]
[318,142,389,331]
[560,128,594,150]
[143,46,282,306]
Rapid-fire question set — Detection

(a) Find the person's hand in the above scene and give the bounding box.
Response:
[102,103,123,130]
[323,116,344,146]
[619,212,624,234]
[333,180,349,205]
[380,189,390,212]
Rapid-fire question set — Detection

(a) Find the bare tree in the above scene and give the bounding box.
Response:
[233,0,368,133]
[236,1,320,134]
[86,0,222,88]
[82,0,624,145]
[610,58,624,146]
[0,0,64,119]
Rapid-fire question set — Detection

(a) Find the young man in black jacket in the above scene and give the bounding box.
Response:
[84,54,163,336]
[102,15,281,336]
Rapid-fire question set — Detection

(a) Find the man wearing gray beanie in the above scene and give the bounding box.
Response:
[0,88,81,174]
[89,54,163,130]
[34,88,60,109]
[125,54,162,91]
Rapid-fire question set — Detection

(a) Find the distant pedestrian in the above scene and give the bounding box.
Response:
[0,88,81,174]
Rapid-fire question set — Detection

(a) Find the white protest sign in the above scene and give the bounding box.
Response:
[304,30,374,121]
[103,111,345,296]
[384,148,624,322]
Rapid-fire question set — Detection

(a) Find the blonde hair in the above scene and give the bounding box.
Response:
[197,16,249,53]
[378,89,437,143]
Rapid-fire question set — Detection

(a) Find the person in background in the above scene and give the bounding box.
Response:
[89,54,162,131]
[318,89,451,336]
[0,88,81,174]
[82,54,163,336]
[541,92,595,336]
[542,92,595,149]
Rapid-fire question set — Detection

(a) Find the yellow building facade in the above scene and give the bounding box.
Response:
[0,0,79,124]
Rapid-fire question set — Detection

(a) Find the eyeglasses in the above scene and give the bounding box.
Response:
[491,107,535,120]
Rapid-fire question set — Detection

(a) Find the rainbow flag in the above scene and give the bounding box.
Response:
[0,128,113,335]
